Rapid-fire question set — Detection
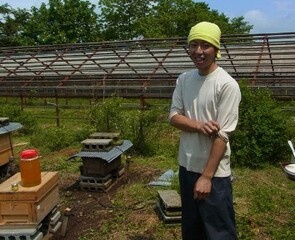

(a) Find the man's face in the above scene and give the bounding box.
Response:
[188,40,218,75]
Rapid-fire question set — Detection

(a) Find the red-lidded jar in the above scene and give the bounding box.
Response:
[19,149,41,187]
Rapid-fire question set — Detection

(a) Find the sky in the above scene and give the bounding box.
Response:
[1,0,295,34]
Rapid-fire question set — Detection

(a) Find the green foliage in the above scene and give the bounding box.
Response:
[87,97,168,155]
[42,155,81,173]
[127,108,164,155]
[0,0,101,46]
[141,0,252,38]
[0,4,31,47]
[0,0,252,46]
[88,97,125,132]
[99,0,151,40]
[30,126,77,152]
[0,104,37,134]
[140,0,197,38]
[100,0,252,40]
[231,81,292,168]
[226,16,253,34]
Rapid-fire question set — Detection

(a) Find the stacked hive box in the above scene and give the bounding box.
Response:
[69,132,133,192]
[80,138,121,177]
[0,117,22,175]
[156,190,182,226]
[0,172,61,239]
[0,118,11,167]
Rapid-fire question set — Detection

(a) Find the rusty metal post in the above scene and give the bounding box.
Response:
[20,94,24,111]
[55,89,60,127]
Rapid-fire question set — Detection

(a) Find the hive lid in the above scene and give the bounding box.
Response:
[0,122,23,135]
[69,140,133,163]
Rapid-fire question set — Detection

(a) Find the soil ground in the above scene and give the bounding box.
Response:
[51,161,164,240]
[0,148,179,240]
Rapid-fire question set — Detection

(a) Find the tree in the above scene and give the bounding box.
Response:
[99,0,252,40]
[140,0,252,38]
[140,0,198,38]
[0,0,252,45]
[23,0,101,45]
[228,16,253,34]
[0,4,31,47]
[99,0,151,40]
[1,0,101,46]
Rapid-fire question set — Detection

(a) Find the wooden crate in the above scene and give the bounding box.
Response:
[0,172,59,227]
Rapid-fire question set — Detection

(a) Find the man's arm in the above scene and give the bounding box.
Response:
[170,114,199,132]
[170,114,220,136]
[193,136,227,199]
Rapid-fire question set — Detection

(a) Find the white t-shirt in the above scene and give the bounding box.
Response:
[169,67,241,177]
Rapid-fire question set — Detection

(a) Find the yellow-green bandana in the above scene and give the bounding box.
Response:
[188,21,221,58]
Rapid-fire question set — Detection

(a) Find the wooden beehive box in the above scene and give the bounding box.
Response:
[81,155,121,177]
[0,133,12,167]
[0,172,59,228]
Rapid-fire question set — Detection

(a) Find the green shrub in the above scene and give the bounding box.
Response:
[88,97,125,132]
[88,97,168,156]
[0,104,37,134]
[30,126,77,152]
[126,108,166,155]
[231,81,292,168]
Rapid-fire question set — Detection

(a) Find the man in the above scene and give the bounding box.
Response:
[169,21,241,240]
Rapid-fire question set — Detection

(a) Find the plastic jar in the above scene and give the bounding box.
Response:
[19,149,41,187]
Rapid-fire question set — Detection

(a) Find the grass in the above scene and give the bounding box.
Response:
[1,97,295,239]
[233,167,295,240]
[31,145,295,240]
[81,160,295,240]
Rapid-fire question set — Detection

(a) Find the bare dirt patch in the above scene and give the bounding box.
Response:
[51,163,163,240]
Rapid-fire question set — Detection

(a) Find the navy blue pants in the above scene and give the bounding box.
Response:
[179,166,237,240]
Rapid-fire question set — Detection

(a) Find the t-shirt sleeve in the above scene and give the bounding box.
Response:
[217,80,241,142]
[169,76,185,121]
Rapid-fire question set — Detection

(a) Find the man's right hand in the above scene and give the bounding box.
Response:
[198,120,220,137]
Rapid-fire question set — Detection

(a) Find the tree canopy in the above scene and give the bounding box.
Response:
[0,0,253,47]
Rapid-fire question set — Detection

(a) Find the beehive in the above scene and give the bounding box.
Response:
[80,155,121,177]
[0,118,23,167]
[156,190,182,225]
[0,172,59,228]
[0,134,12,167]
